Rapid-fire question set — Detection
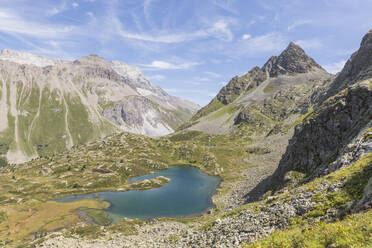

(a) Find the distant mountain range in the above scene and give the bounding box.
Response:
[0,49,199,164]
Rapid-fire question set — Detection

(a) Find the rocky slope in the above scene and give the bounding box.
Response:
[0,50,199,164]
[265,31,372,191]
[186,42,333,135]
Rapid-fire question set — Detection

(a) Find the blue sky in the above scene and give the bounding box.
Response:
[0,0,371,105]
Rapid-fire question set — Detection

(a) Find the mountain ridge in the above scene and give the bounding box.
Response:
[0,49,199,164]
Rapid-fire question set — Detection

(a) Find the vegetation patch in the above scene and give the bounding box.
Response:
[244,209,372,248]
[85,209,112,226]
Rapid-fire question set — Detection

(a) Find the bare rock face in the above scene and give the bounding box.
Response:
[262,42,324,77]
[102,96,174,136]
[216,67,267,105]
[272,81,372,184]
[267,31,372,187]
[327,30,372,97]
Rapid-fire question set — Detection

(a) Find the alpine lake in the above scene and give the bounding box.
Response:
[57,166,221,223]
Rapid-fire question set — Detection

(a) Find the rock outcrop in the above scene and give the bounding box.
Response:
[266,30,372,188]
[272,81,372,184]
[327,30,372,97]
[216,67,267,105]
[262,42,324,77]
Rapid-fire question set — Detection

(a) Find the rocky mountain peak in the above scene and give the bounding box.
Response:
[262,42,324,77]
[73,54,109,67]
[326,30,372,98]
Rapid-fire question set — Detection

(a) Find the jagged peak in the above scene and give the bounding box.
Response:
[262,42,324,77]
[326,29,372,98]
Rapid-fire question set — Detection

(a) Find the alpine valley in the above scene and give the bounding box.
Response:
[0,29,371,248]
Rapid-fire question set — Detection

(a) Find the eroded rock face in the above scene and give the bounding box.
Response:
[102,96,174,136]
[262,42,324,77]
[216,67,267,105]
[272,81,372,183]
[328,30,372,97]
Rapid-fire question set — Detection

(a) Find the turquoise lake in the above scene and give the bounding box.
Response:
[57,166,221,221]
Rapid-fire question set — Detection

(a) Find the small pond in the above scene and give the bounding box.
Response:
[57,166,221,221]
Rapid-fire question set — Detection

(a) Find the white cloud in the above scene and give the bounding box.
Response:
[208,19,234,42]
[238,33,287,54]
[0,8,74,39]
[47,1,67,16]
[140,60,202,70]
[204,71,221,77]
[212,0,238,14]
[194,77,210,82]
[323,60,346,74]
[295,39,323,50]
[219,81,228,86]
[288,20,313,30]
[72,2,79,8]
[110,6,234,44]
[242,34,251,40]
[147,74,165,81]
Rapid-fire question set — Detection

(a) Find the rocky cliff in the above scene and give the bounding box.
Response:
[266,31,372,190]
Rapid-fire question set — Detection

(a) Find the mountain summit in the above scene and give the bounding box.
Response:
[187,42,330,134]
[0,50,199,164]
[263,42,324,77]
[327,30,372,96]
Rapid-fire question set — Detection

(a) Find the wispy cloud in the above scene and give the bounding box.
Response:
[212,0,238,14]
[193,77,210,82]
[323,60,346,74]
[0,8,74,39]
[204,71,221,77]
[107,1,235,44]
[72,2,79,8]
[295,39,323,50]
[47,0,67,16]
[288,19,313,30]
[233,33,287,56]
[140,60,202,70]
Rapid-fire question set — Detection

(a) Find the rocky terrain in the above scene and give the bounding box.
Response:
[0,31,371,248]
[186,42,332,135]
[0,50,199,164]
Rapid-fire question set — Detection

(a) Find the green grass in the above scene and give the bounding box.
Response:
[169,130,203,142]
[206,104,238,121]
[85,209,112,226]
[245,210,372,248]
[282,108,314,133]
[30,87,68,156]
[191,98,225,121]
[0,211,6,223]
[66,94,94,145]
[263,83,275,93]
[108,218,143,236]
